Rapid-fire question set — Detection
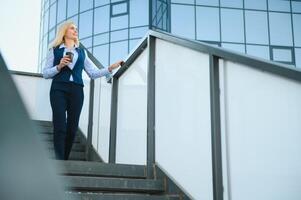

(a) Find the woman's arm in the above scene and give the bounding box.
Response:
[84,50,118,79]
[42,48,60,79]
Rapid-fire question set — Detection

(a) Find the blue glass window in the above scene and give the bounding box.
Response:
[93,44,109,67]
[80,0,93,12]
[171,4,195,38]
[222,43,245,53]
[130,27,148,39]
[269,13,293,46]
[111,29,128,42]
[245,11,268,45]
[292,1,301,13]
[129,39,141,52]
[293,14,301,46]
[196,7,220,42]
[43,10,49,35]
[130,0,148,27]
[247,45,270,60]
[95,0,110,7]
[94,6,110,34]
[48,29,56,43]
[110,41,128,64]
[272,47,293,63]
[196,0,219,6]
[80,37,92,48]
[221,9,244,43]
[57,0,66,23]
[171,0,194,4]
[79,10,93,39]
[94,33,109,46]
[268,0,290,12]
[244,0,267,10]
[220,0,243,8]
[67,0,79,17]
[111,15,128,31]
[49,3,57,29]
[111,1,128,17]
[295,48,301,69]
[68,15,78,26]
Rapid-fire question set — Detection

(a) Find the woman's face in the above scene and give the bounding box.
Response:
[65,24,78,40]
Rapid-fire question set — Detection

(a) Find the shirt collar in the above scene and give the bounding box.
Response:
[59,43,79,49]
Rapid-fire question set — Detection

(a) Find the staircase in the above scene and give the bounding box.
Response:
[34,120,181,200]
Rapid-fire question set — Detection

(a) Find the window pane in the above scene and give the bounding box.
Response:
[111,29,128,42]
[196,0,219,6]
[67,0,79,17]
[129,39,141,52]
[222,43,245,53]
[245,11,268,45]
[293,14,301,46]
[94,33,109,45]
[268,0,290,12]
[171,4,195,39]
[221,0,243,8]
[111,15,128,31]
[295,48,301,69]
[94,6,110,34]
[93,44,109,67]
[57,0,66,23]
[130,0,148,27]
[221,9,244,43]
[269,13,293,46]
[68,15,78,25]
[112,2,128,16]
[272,48,292,62]
[130,26,148,39]
[110,41,128,64]
[246,45,270,60]
[292,1,301,13]
[79,10,93,39]
[244,0,267,10]
[49,3,57,29]
[49,29,55,43]
[43,10,49,35]
[171,0,194,4]
[80,37,92,48]
[95,0,110,7]
[80,0,93,12]
[196,7,220,41]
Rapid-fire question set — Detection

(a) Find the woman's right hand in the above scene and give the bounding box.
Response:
[57,56,71,70]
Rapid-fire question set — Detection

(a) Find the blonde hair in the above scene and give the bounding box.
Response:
[49,21,79,49]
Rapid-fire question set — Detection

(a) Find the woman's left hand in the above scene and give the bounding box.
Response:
[109,60,124,72]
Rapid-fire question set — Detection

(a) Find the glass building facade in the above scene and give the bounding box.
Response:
[38,0,301,72]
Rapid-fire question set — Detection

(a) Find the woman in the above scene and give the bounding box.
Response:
[43,21,123,160]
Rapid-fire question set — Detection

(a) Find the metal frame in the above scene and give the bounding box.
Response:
[270,45,296,65]
[209,55,223,200]
[110,0,129,18]
[146,35,156,179]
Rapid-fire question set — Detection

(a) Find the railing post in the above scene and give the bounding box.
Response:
[146,35,156,179]
[209,54,224,200]
[86,79,95,161]
[109,77,119,163]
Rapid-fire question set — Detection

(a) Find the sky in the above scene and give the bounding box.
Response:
[0,0,41,73]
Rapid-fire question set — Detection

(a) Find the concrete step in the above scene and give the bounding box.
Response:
[62,176,165,194]
[48,151,86,161]
[39,133,82,143]
[45,142,86,152]
[55,160,146,179]
[66,192,180,200]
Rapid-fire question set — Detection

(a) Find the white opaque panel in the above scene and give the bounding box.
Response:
[155,39,213,200]
[116,50,148,165]
[78,79,91,137]
[12,75,52,121]
[97,78,113,162]
[92,78,102,151]
[219,60,301,200]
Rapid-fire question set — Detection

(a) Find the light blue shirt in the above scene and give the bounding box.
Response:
[43,43,111,80]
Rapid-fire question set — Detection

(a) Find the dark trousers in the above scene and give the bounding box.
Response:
[50,82,84,160]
